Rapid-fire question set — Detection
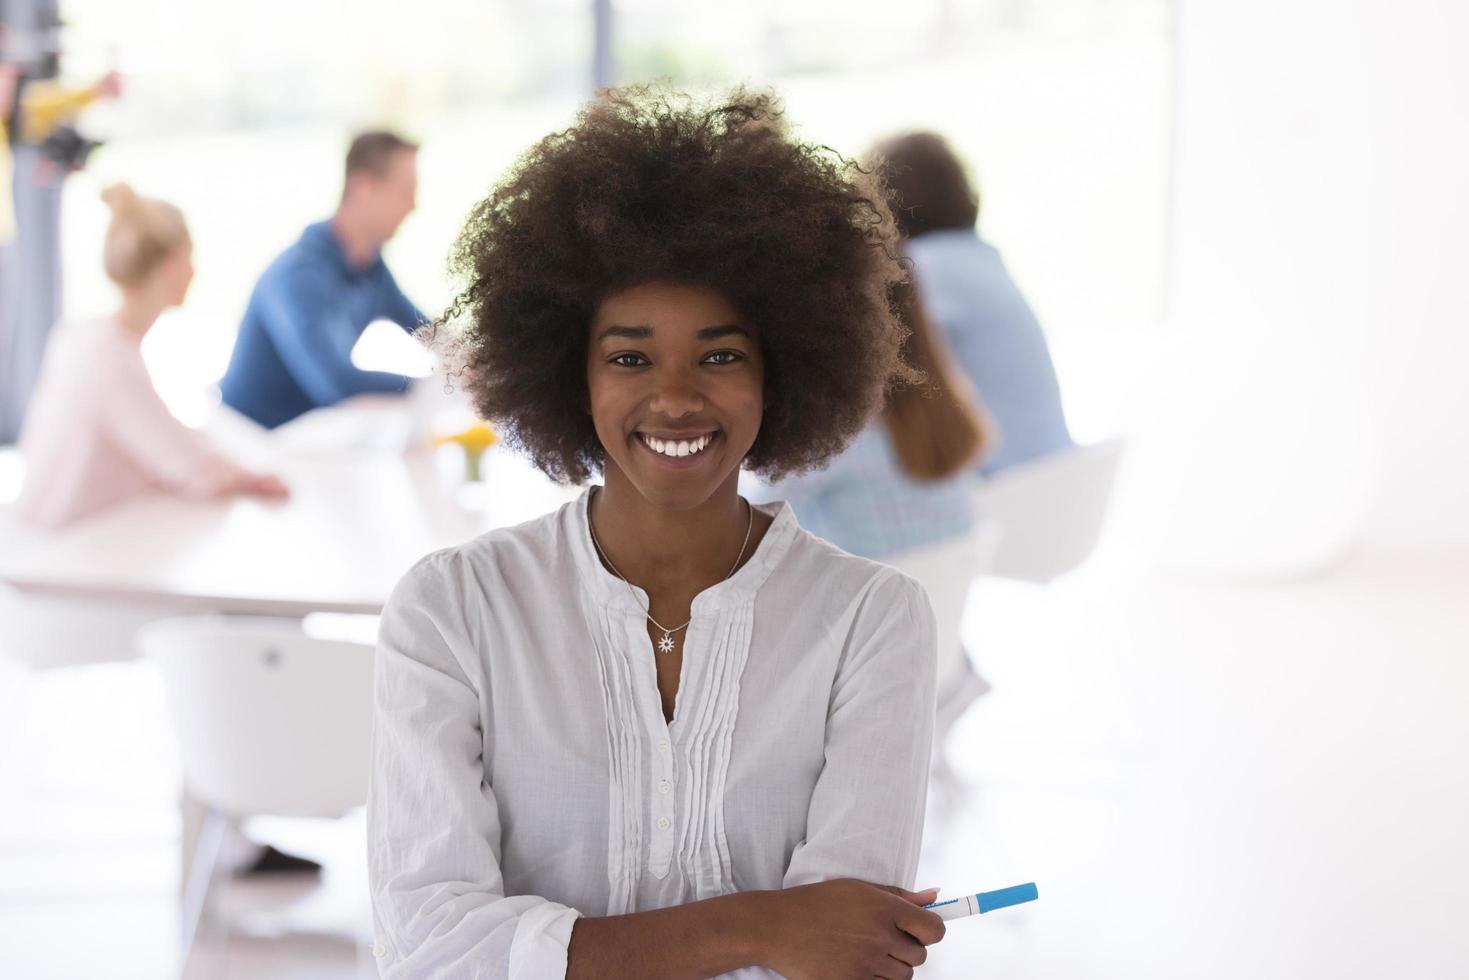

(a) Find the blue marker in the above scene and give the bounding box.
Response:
[923,882,1039,922]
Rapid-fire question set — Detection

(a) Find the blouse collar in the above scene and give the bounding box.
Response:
[569,486,799,612]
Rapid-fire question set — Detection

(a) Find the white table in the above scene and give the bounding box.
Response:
[0,447,577,617]
[0,429,582,899]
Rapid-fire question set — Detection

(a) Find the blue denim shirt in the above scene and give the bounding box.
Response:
[752,425,980,561]
[219,221,424,429]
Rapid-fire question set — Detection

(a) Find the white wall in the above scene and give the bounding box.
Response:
[1354,2,1469,553]
[1142,0,1469,573]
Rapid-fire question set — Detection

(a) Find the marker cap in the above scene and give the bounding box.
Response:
[976,882,1039,913]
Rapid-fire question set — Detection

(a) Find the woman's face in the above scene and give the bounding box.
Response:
[587,281,764,512]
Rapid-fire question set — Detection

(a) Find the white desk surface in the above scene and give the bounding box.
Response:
[0,445,578,617]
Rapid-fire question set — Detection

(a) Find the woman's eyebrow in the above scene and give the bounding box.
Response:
[597,325,653,341]
[596,324,749,342]
[696,324,750,341]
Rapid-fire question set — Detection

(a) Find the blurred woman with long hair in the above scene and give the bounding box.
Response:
[874,131,1072,474]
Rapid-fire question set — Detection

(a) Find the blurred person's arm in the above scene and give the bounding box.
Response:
[102,347,285,500]
[17,71,119,144]
[256,269,411,405]
[377,266,428,335]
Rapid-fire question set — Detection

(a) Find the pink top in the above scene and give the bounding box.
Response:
[16,317,249,529]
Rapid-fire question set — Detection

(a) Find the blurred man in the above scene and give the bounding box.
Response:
[219,131,425,429]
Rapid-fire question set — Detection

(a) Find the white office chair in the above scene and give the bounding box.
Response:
[137,615,375,971]
[886,521,1001,698]
[975,438,1125,583]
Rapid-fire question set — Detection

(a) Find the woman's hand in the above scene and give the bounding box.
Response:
[753,879,946,979]
[235,471,290,500]
[92,71,123,100]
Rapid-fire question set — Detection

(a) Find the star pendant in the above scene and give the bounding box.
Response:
[657,631,676,654]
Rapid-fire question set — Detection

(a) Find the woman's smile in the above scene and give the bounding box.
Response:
[635,429,721,467]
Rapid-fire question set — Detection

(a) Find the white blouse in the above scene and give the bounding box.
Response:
[368,490,937,979]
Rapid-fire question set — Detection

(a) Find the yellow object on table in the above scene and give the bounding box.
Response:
[432,421,498,482]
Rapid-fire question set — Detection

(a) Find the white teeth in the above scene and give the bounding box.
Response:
[641,433,715,458]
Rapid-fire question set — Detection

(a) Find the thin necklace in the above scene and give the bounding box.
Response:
[589,496,755,655]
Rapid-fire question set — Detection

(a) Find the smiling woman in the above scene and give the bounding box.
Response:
[369,85,947,980]
[433,84,912,486]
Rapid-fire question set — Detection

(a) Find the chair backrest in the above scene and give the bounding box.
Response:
[138,615,375,819]
[0,588,161,668]
[886,521,1001,694]
[0,505,158,669]
[975,438,1126,583]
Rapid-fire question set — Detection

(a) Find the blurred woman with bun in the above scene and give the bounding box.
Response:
[15,183,286,528]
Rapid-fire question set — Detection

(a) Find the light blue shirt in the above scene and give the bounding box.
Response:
[905,229,1072,474]
[752,425,979,562]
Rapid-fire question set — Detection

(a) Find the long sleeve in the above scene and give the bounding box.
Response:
[255,269,411,406]
[377,266,428,335]
[17,81,98,143]
[100,345,247,498]
[782,570,937,890]
[368,554,582,980]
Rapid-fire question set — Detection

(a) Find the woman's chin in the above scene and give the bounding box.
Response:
[610,454,741,512]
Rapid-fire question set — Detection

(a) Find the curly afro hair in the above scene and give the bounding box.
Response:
[436,84,912,485]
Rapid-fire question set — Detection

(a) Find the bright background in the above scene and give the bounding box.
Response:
[54,0,1169,442]
[3,1,1468,978]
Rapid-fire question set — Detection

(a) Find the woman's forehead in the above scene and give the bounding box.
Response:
[591,282,745,336]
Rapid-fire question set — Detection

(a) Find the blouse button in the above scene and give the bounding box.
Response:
[657,817,671,830]
[657,739,670,752]
[657,779,672,794]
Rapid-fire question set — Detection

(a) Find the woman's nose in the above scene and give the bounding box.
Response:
[648,372,704,418]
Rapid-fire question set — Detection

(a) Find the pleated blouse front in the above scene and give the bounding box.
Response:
[369,490,936,979]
